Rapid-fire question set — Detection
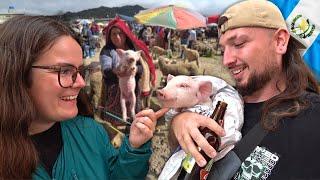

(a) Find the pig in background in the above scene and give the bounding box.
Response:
[157,75,244,180]
[114,49,140,122]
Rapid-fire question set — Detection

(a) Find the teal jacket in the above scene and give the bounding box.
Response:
[32,115,151,180]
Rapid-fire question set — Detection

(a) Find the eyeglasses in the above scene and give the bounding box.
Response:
[32,65,86,88]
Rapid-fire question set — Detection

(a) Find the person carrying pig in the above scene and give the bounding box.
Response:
[99,17,156,124]
[157,75,243,179]
[170,0,320,179]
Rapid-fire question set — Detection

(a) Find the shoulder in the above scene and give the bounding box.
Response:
[303,91,320,103]
[300,91,320,117]
[61,115,105,132]
[100,46,114,56]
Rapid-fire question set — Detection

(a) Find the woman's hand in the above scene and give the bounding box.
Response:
[129,108,169,148]
[171,112,226,167]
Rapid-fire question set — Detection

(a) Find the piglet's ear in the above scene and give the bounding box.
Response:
[137,50,143,61]
[197,81,213,103]
[167,74,174,82]
[116,49,125,56]
[137,50,143,56]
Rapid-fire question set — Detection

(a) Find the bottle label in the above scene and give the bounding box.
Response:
[182,154,196,173]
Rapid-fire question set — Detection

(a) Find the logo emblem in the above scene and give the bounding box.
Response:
[291,14,315,39]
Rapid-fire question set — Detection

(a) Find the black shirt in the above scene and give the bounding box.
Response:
[31,122,62,176]
[234,92,320,179]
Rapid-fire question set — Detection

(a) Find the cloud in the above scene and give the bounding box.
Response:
[0,0,239,16]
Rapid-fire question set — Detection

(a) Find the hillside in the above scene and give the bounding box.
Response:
[54,5,145,21]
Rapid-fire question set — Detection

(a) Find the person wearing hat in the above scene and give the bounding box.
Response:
[169,0,320,179]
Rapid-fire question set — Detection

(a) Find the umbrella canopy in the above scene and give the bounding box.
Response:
[134,5,206,30]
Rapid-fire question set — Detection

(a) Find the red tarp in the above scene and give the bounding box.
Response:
[207,15,219,24]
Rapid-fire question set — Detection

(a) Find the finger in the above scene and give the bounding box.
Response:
[136,116,154,131]
[155,108,170,119]
[135,109,154,117]
[182,133,207,167]
[190,127,216,159]
[135,122,153,135]
[198,116,226,137]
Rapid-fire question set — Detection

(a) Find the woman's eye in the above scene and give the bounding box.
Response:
[60,68,74,75]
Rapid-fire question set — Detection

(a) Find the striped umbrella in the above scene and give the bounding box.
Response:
[134,5,206,30]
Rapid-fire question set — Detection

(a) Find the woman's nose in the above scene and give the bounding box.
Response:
[74,72,86,88]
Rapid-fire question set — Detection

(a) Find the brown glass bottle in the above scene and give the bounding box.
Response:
[177,101,228,180]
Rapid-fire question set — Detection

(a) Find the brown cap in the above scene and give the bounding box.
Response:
[218,0,306,49]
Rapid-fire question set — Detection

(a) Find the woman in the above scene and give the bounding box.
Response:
[0,15,166,179]
[100,17,156,123]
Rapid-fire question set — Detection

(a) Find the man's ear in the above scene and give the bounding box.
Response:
[273,29,290,55]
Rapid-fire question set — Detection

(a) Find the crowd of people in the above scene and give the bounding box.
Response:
[0,0,320,179]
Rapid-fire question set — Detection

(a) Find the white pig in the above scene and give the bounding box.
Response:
[158,75,244,180]
[114,49,141,121]
[157,74,213,109]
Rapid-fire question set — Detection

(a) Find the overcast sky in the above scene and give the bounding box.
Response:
[0,0,240,16]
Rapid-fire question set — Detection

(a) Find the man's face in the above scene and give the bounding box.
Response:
[219,27,280,96]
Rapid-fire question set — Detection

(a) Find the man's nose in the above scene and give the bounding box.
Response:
[222,47,236,67]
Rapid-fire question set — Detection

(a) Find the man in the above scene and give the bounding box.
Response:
[170,0,320,179]
[187,29,197,48]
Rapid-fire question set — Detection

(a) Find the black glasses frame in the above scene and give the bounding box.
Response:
[32,65,85,88]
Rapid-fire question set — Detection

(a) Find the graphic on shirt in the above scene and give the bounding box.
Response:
[234,146,279,180]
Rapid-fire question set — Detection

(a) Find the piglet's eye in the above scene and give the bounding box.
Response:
[179,83,189,88]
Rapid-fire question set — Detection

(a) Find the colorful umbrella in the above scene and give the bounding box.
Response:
[134,5,206,30]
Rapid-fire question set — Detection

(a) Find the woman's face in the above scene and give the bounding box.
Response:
[110,27,127,49]
[29,35,85,133]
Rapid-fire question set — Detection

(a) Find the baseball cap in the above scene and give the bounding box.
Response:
[218,0,306,49]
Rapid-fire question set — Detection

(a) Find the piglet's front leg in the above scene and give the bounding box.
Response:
[129,91,136,121]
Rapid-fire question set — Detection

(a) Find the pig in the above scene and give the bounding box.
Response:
[157,74,213,110]
[157,75,244,180]
[114,49,141,121]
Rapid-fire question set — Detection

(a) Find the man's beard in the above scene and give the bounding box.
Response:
[236,64,278,97]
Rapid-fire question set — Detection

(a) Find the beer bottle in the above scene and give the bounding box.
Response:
[177,101,228,180]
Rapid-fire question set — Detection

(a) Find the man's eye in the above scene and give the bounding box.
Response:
[234,42,245,48]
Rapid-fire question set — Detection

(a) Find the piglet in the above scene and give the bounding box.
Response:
[115,49,141,122]
[157,74,213,110]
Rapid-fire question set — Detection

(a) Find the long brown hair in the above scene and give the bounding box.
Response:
[261,38,320,130]
[0,15,77,178]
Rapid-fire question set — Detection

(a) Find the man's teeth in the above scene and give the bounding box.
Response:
[61,95,77,101]
[231,67,245,75]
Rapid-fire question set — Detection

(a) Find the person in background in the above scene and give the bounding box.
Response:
[179,30,189,58]
[90,22,100,36]
[187,28,196,49]
[99,17,156,124]
[0,15,166,179]
[170,0,320,179]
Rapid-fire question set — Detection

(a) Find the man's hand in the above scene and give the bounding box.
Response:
[171,112,225,167]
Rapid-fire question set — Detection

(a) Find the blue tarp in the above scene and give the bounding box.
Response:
[118,14,135,22]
